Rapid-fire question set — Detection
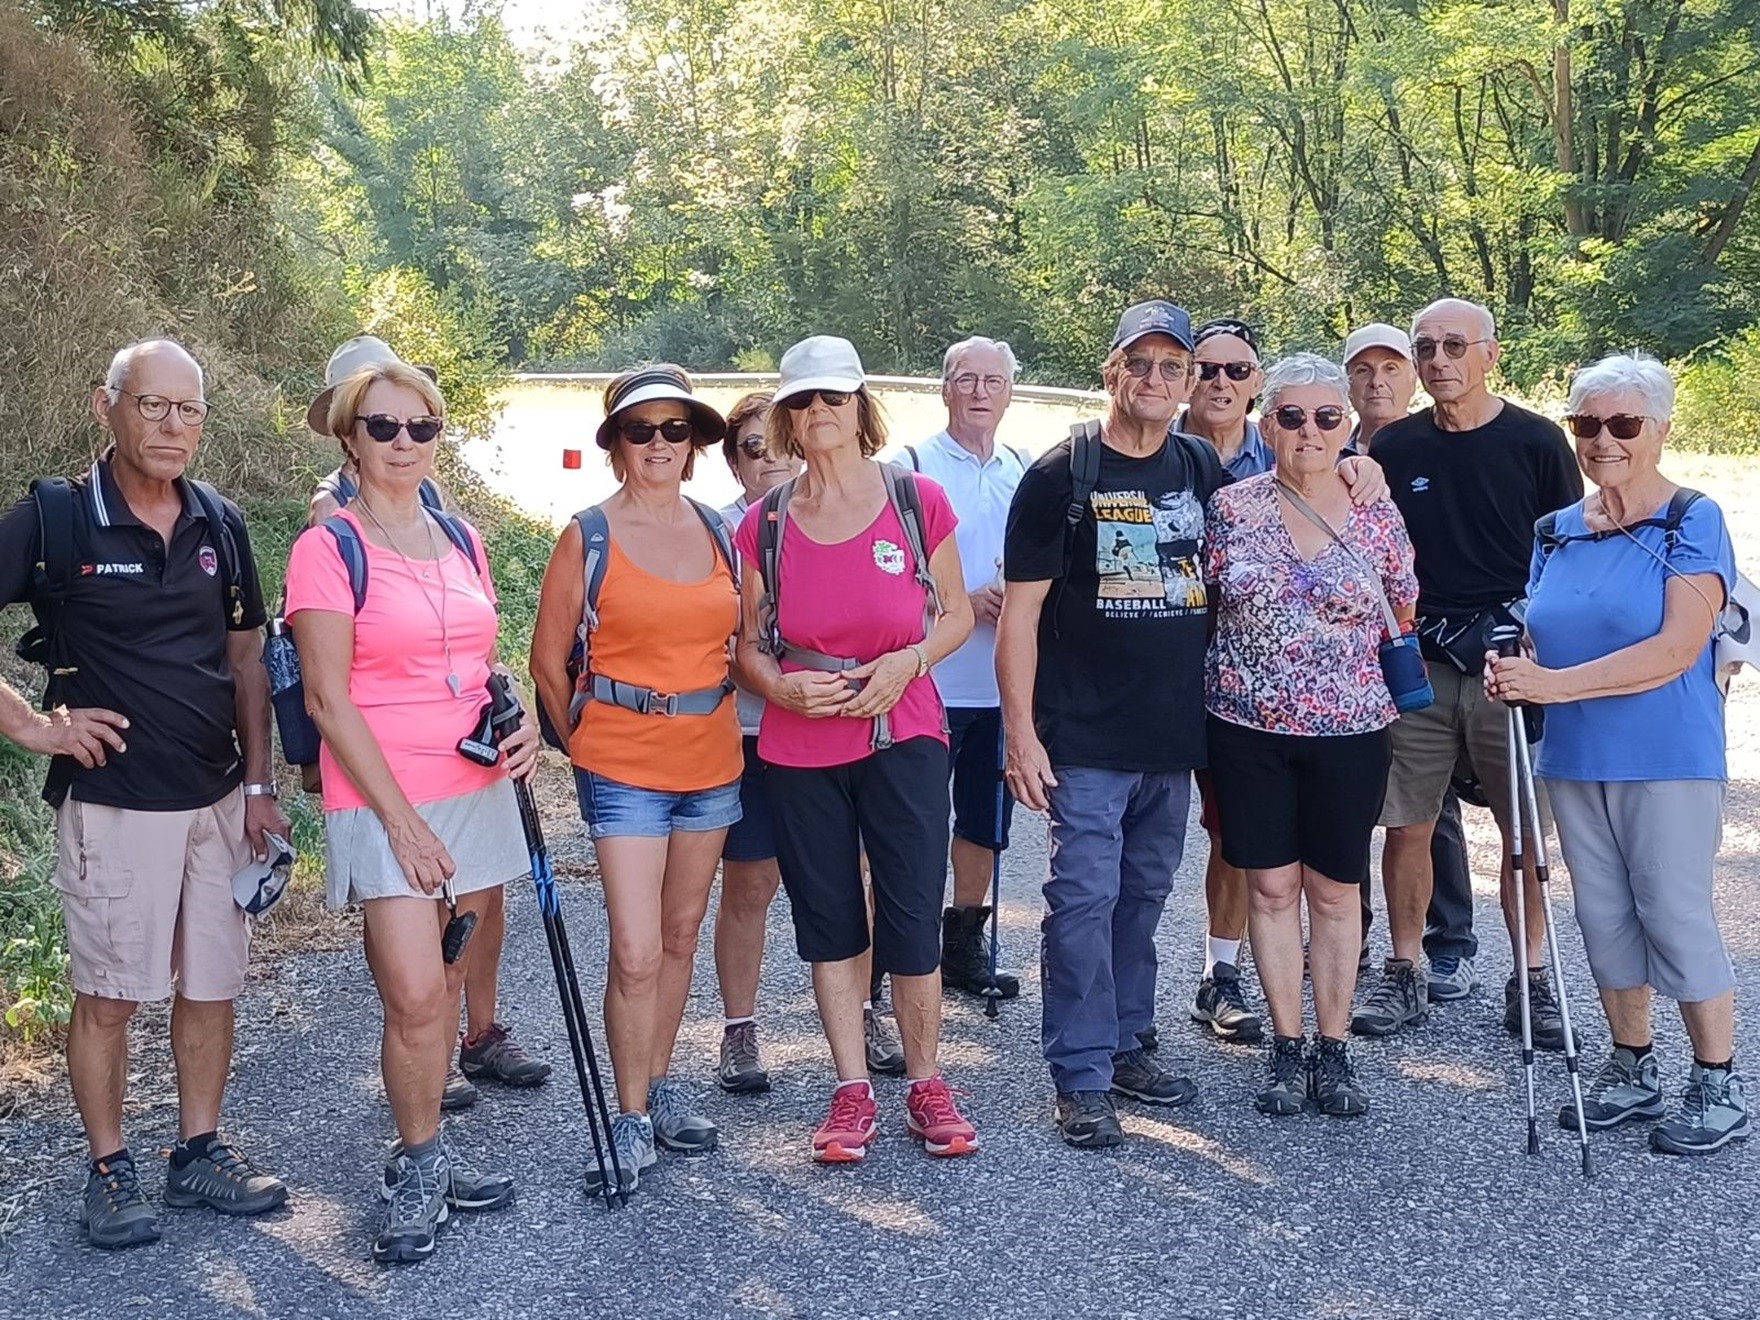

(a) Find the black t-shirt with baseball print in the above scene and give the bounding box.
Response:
[1005,431,1230,773]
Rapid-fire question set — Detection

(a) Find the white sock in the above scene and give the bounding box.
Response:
[724,1015,754,1028]
[1206,936,1241,977]
[862,1000,874,1012]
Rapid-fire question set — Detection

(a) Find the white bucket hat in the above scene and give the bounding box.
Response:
[306,336,438,435]
[231,832,296,917]
[773,336,866,405]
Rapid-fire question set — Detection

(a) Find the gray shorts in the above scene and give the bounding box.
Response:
[1546,778,1733,1003]
[323,779,529,909]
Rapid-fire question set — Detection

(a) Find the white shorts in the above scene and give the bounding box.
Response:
[323,778,529,908]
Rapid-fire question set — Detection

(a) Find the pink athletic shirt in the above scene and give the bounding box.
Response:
[735,476,956,768]
[284,510,505,812]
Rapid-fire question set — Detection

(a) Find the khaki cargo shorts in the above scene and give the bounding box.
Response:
[1379,662,1520,834]
[52,788,252,1002]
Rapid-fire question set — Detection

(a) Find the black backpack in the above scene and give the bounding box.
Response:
[16,474,245,705]
[1534,488,1703,565]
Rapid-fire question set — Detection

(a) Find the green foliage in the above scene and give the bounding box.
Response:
[0,732,69,1042]
[1675,328,1760,456]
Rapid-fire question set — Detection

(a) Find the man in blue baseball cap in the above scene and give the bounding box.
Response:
[997,299,1222,1147]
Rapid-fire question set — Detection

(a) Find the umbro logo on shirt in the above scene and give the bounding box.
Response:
[81,562,147,576]
[1410,477,1431,492]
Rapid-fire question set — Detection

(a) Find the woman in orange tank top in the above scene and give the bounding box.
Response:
[530,366,741,1196]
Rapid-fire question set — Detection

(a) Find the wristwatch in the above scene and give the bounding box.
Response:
[243,782,279,799]
[910,644,929,678]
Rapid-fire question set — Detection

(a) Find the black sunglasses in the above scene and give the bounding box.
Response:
[1270,404,1347,432]
[781,389,853,411]
[1196,361,1256,383]
[1412,335,1489,362]
[620,418,695,445]
[1564,413,1647,440]
[357,414,443,444]
[737,435,768,459]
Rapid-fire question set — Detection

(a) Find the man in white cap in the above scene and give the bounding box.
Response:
[1342,322,1479,1003]
[304,335,551,1111]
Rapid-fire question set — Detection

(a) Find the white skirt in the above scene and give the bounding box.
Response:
[323,778,529,909]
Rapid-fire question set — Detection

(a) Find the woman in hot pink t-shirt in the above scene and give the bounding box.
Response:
[284,359,539,1258]
[733,335,978,1166]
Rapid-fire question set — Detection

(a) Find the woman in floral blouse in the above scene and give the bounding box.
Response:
[1203,352,1418,1120]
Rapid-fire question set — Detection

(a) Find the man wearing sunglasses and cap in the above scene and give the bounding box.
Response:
[0,338,290,1248]
[1357,298,1584,1046]
[1342,323,1479,1007]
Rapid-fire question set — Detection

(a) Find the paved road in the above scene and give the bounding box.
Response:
[3,760,1758,1319]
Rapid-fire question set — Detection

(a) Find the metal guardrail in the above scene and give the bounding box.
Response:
[508,371,1108,407]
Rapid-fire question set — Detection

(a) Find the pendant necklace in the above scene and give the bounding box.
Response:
[356,496,462,696]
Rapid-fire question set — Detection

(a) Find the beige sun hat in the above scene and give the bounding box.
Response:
[305,336,438,435]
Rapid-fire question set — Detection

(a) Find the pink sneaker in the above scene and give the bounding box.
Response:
[905,1076,979,1157]
[813,1082,878,1164]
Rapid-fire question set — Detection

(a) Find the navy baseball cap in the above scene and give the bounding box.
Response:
[1112,301,1196,353]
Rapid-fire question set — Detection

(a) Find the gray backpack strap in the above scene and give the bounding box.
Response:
[878,462,943,626]
[755,478,796,657]
[568,505,611,729]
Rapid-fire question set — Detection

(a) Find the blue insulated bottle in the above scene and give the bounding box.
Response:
[264,617,322,765]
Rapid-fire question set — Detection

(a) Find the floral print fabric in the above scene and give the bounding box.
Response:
[1204,473,1419,736]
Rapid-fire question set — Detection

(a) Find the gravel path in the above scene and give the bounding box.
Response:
[4,708,1759,1320]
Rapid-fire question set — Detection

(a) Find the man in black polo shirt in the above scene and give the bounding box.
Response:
[1356,300,1583,1047]
[0,339,290,1249]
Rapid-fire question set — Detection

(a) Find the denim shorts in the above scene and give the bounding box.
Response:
[573,766,743,841]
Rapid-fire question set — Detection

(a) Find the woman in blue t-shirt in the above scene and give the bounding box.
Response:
[1485,352,1745,1159]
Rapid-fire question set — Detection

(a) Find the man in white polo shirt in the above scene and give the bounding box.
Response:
[896,336,1031,1001]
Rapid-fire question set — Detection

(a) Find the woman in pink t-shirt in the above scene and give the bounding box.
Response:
[733,335,978,1165]
[284,360,539,1264]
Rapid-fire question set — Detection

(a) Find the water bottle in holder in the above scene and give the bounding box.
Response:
[264,617,322,767]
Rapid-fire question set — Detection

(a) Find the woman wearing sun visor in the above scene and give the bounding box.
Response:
[530,364,742,1196]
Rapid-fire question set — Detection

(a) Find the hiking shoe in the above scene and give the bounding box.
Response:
[383,1135,514,1211]
[1503,971,1578,1052]
[1055,1090,1124,1149]
[1256,1037,1310,1116]
[813,1082,879,1164]
[1350,958,1428,1037]
[717,1021,771,1095]
[1137,1024,1159,1053]
[904,1076,979,1157]
[940,905,1021,1000]
[1190,962,1263,1043]
[648,1077,719,1154]
[1312,1038,1369,1117]
[440,1065,478,1112]
[1563,1048,1665,1131]
[80,1153,160,1250]
[1110,1046,1198,1107]
[1427,954,1478,1002]
[459,1023,552,1088]
[1651,1065,1751,1155]
[374,1149,449,1265]
[584,1113,655,1197]
[163,1137,288,1216]
[864,1007,906,1076]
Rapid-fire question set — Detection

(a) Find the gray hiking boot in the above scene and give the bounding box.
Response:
[1191,962,1263,1043]
[374,1148,450,1265]
[440,1064,479,1112]
[163,1136,288,1217]
[1255,1037,1309,1116]
[648,1077,719,1154]
[864,1007,906,1076]
[383,1133,515,1211]
[584,1112,656,1197]
[459,1023,552,1088]
[1562,1047,1665,1131]
[1651,1065,1751,1155]
[717,1021,771,1095]
[1110,1046,1197,1106]
[1503,970,1578,1052]
[1427,954,1479,1003]
[1350,958,1428,1037]
[80,1153,160,1250]
[1312,1038,1369,1117]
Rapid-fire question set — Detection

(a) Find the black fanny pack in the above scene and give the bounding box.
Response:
[1414,602,1524,677]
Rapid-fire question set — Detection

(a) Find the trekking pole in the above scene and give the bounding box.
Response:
[515,773,628,1208]
[1492,628,1593,1178]
[983,719,1005,1021]
[1509,696,1594,1178]
[1491,627,1541,1158]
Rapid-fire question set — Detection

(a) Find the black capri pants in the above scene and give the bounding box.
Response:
[1206,715,1391,887]
[767,736,951,976]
